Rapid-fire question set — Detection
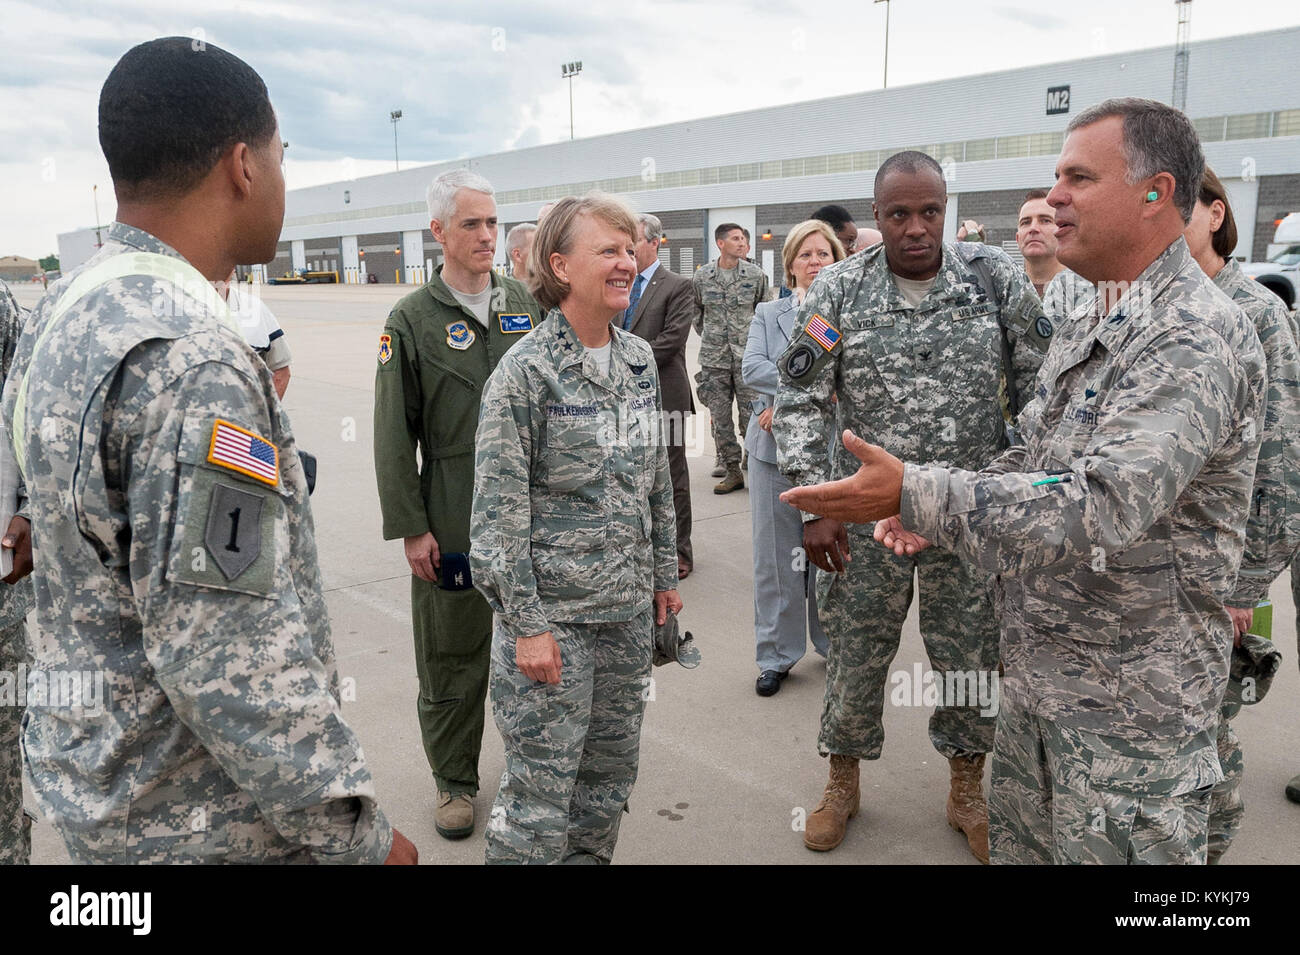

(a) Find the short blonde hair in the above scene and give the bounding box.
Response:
[783,219,845,288]
[528,193,638,312]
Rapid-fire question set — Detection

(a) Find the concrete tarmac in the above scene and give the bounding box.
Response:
[11,281,1300,865]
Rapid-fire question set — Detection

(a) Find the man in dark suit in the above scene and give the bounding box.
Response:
[624,213,695,578]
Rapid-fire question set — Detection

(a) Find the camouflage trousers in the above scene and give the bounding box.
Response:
[411,577,492,796]
[0,621,28,865]
[485,609,653,864]
[695,361,757,470]
[817,539,998,760]
[1207,702,1243,865]
[989,688,1219,864]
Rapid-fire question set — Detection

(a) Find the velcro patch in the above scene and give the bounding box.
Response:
[804,313,841,352]
[204,482,265,580]
[499,313,534,334]
[378,333,393,364]
[207,419,279,487]
[784,344,817,379]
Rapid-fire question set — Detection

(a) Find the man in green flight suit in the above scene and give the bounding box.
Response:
[373,169,543,839]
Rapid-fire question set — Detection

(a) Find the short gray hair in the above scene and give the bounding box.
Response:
[638,213,663,243]
[426,168,495,224]
[505,222,536,258]
[1067,97,1204,223]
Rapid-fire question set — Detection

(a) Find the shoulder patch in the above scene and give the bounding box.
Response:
[804,314,841,352]
[207,419,279,487]
[1034,316,1054,339]
[377,333,393,365]
[446,320,475,350]
[784,343,817,379]
[499,313,534,334]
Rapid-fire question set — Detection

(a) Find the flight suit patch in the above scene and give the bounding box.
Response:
[499,313,534,334]
[447,320,475,350]
[377,333,393,365]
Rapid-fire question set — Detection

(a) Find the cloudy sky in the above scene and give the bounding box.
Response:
[1,0,1297,257]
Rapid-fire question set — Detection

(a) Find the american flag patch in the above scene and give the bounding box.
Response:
[805,314,841,352]
[207,419,279,486]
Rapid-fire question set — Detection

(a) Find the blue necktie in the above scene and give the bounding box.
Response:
[623,274,645,330]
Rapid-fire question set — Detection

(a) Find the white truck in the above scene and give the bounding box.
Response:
[1242,212,1300,310]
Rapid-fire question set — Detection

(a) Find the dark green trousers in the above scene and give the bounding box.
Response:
[412,576,493,796]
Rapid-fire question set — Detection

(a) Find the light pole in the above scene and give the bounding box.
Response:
[875,0,891,89]
[390,109,402,171]
[561,61,582,140]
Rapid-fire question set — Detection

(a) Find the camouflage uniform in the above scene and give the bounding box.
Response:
[775,243,1050,761]
[1042,268,1095,326]
[898,239,1267,864]
[0,281,34,865]
[1206,257,1300,863]
[470,308,676,864]
[692,260,769,469]
[1,223,392,863]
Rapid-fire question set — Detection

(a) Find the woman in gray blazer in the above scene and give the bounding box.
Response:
[742,219,846,696]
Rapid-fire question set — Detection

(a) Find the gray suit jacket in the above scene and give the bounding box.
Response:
[741,295,798,464]
[627,264,696,415]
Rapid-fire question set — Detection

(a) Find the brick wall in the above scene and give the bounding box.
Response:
[1254,174,1300,261]
[755,197,873,284]
[954,188,1039,249]
[358,231,401,283]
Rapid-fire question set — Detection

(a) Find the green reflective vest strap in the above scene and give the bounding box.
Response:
[11,252,237,478]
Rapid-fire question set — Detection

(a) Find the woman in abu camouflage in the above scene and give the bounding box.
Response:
[469,194,683,864]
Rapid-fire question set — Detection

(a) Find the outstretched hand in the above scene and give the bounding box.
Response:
[873,516,931,557]
[780,430,905,524]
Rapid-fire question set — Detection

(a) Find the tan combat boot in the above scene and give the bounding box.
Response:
[804,754,860,851]
[713,467,744,494]
[946,755,990,864]
[435,791,475,839]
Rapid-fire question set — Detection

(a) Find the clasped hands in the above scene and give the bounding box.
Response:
[781,429,932,564]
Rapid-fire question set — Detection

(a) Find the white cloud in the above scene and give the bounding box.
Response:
[2,0,1297,256]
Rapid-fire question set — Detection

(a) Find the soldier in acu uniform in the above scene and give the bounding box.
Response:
[0,38,413,864]
[784,99,1266,866]
[373,169,542,840]
[693,223,770,493]
[775,151,1051,861]
[0,280,34,865]
[470,195,681,864]
[1184,167,1300,863]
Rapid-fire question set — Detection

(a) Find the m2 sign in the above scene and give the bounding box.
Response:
[1046,86,1071,115]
